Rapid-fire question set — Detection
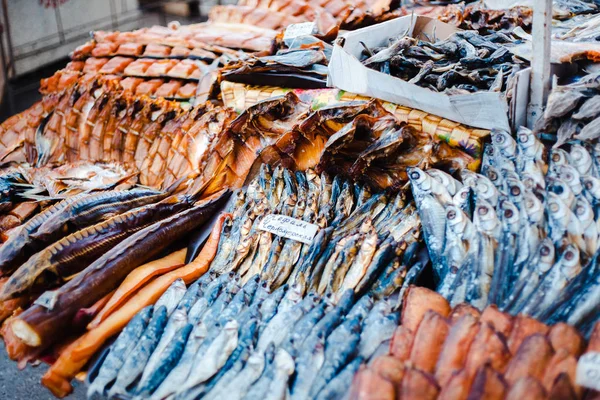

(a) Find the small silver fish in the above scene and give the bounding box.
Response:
[523,245,582,318]
[155,279,187,316]
[206,350,265,400]
[502,238,555,313]
[87,306,153,398]
[263,349,295,400]
[150,322,208,400]
[556,164,583,196]
[427,169,463,197]
[178,320,239,393]
[358,313,398,360]
[574,196,598,256]
[546,192,585,251]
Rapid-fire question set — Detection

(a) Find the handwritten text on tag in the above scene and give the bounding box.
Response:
[258,214,319,244]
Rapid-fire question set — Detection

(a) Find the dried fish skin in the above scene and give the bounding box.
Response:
[575,114,600,141]
[572,95,600,120]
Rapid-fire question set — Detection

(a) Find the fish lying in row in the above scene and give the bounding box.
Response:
[89,274,398,400]
[535,70,600,147]
[0,182,197,301]
[3,190,227,362]
[71,37,241,63]
[0,74,239,191]
[207,164,424,301]
[89,22,278,54]
[411,127,600,334]
[360,30,526,94]
[46,69,200,102]
[350,285,592,400]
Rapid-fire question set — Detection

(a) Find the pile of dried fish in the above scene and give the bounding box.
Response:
[351,285,596,399]
[535,71,600,147]
[0,189,227,363]
[411,127,600,335]
[360,30,525,94]
[88,274,398,400]
[248,96,477,190]
[438,2,533,35]
[221,40,332,88]
[206,165,423,300]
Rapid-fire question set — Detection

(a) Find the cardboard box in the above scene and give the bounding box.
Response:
[328,14,529,132]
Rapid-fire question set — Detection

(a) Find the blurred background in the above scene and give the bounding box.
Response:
[0,0,232,120]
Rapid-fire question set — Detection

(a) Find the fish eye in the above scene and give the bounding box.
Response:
[504,209,513,218]
[525,199,534,208]
[577,206,585,215]
[541,246,550,256]
[488,171,498,180]
[518,134,527,143]
[495,134,505,144]
[550,203,559,212]
[410,171,420,180]
[551,153,561,162]
[478,207,488,215]
[510,186,520,196]
[565,173,573,181]
[447,210,456,219]
[565,251,575,261]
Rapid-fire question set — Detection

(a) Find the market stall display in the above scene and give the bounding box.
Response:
[350,286,595,400]
[0,0,598,399]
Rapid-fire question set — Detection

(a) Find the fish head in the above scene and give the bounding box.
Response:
[523,191,544,224]
[557,163,580,182]
[407,167,433,195]
[575,197,595,225]
[492,129,517,156]
[460,169,478,188]
[427,169,461,194]
[287,282,305,304]
[473,198,500,235]
[549,177,576,208]
[537,239,556,273]
[582,175,600,201]
[453,185,473,205]
[559,245,581,279]
[506,178,525,203]
[569,144,593,172]
[474,175,499,206]
[499,199,520,230]
[550,148,570,169]
[546,191,571,223]
[446,204,469,233]
[484,166,503,188]
[516,126,535,150]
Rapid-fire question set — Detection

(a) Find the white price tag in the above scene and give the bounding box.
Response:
[258,214,319,244]
[283,22,316,41]
[577,352,600,391]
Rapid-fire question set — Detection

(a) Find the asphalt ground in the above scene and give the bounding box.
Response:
[0,344,87,399]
